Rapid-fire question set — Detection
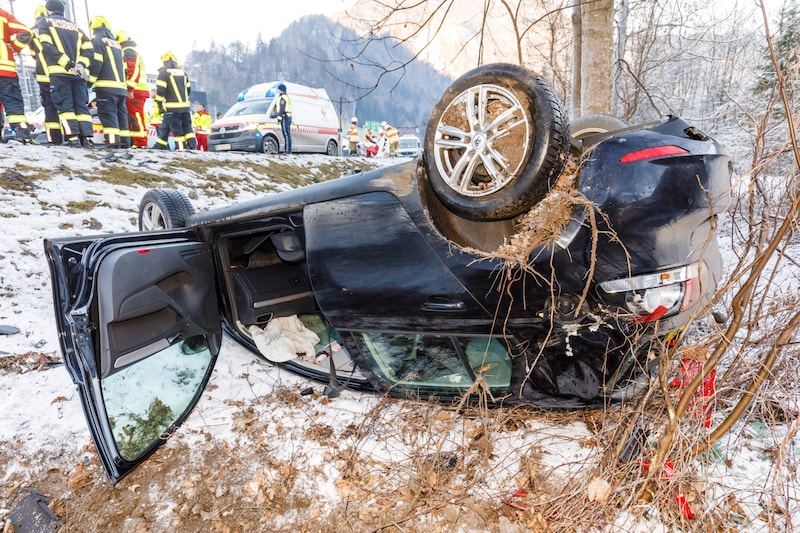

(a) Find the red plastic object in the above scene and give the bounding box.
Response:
[671,357,716,428]
[639,458,695,519]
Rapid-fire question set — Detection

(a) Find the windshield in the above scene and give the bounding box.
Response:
[224,98,272,118]
[399,138,419,149]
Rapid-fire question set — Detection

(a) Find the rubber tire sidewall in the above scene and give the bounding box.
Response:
[423,63,569,221]
[326,139,338,156]
[138,189,196,231]
[261,135,279,154]
[570,114,628,140]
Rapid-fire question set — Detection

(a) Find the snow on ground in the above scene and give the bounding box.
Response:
[0,142,797,531]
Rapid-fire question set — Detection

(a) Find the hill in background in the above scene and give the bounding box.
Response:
[184,15,453,136]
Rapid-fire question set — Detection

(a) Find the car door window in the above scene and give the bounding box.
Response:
[462,336,512,389]
[101,335,213,460]
[352,332,511,393]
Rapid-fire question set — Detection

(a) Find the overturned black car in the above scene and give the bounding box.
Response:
[45,64,731,482]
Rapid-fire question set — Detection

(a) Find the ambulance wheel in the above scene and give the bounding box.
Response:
[261,135,279,155]
[326,140,338,156]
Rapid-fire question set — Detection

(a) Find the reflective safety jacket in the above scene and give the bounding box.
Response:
[36,12,93,76]
[29,22,49,83]
[119,38,148,93]
[347,124,360,143]
[385,124,400,145]
[276,92,291,118]
[89,27,127,95]
[155,60,191,111]
[192,109,212,134]
[0,9,30,78]
[148,100,163,125]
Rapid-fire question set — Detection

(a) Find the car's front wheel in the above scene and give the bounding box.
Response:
[261,135,279,154]
[138,189,195,231]
[569,114,628,155]
[424,63,569,221]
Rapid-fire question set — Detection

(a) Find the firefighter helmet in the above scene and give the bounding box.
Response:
[89,15,111,31]
[114,29,129,43]
[33,5,48,19]
[161,51,179,64]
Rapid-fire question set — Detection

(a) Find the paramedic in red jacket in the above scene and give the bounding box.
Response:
[0,8,32,142]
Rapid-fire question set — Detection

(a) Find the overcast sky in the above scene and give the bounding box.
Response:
[4,0,357,73]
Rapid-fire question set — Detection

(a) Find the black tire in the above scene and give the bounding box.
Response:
[424,63,569,221]
[570,114,628,155]
[261,135,279,154]
[325,139,338,156]
[138,189,195,231]
[570,114,628,140]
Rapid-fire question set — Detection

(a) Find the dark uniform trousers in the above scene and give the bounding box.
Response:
[0,76,26,131]
[158,111,195,150]
[39,83,62,144]
[95,90,129,148]
[50,73,93,139]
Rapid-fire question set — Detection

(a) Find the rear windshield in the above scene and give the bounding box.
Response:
[399,138,419,148]
[224,98,272,118]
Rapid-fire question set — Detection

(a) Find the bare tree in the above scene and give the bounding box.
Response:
[575,0,614,114]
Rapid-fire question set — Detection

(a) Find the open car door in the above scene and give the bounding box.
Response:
[44,232,222,484]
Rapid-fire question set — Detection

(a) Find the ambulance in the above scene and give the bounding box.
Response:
[208,82,340,155]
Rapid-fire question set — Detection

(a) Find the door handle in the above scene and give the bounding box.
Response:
[421,296,466,312]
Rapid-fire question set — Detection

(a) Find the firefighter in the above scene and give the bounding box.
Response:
[116,30,149,148]
[154,51,195,150]
[29,5,61,145]
[381,121,400,157]
[37,0,94,147]
[88,16,128,149]
[192,102,211,151]
[346,117,359,156]
[0,7,32,142]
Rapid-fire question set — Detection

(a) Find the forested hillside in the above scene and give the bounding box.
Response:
[184,15,452,134]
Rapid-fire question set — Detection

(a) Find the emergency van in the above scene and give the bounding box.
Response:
[208,82,340,155]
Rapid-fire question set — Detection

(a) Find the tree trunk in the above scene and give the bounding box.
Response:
[571,4,582,117]
[579,0,614,115]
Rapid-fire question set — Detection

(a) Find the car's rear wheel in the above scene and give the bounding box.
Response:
[138,189,195,231]
[424,63,569,221]
[261,135,279,154]
[326,139,338,156]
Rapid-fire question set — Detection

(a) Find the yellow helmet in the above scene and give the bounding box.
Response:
[161,51,179,64]
[89,15,111,31]
[114,29,129,43]
[33,5,48,19]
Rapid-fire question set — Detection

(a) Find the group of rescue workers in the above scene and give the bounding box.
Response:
[346,117,401,157]
[0,0,210,150]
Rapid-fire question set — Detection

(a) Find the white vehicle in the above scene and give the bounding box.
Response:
[208,82,340,155]
[397,134,422,157]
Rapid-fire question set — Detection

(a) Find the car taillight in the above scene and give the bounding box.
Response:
[599,263,702,322]
[619,145,688,163]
